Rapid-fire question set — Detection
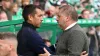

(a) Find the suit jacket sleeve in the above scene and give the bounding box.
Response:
[67,30,87,56]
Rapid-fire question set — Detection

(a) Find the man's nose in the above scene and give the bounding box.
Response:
[41,18,43,21]
[56,18,58,21]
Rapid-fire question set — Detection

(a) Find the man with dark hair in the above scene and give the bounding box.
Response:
[22,4,43,21]
[17,4,53,56]
[78,9,90,19]
[0,32,18,56]
[39,5,89,56]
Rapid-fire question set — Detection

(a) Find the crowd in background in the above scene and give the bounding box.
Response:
[0,0,100,21]
[0,0,100,56]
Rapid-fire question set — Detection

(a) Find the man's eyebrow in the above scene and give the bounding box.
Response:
[38,14,44,16]
[57,14,60,17]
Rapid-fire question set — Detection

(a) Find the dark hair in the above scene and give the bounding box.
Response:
[0,0,1,2]
[0,32,16,40]
[82,1,90,6]
[81,9,90,14]
[22,4,43,21]
[61,0,68,4]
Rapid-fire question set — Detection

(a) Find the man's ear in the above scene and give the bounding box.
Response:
[9,44,14,51]
[28,14,33,21]
[66,16,71,21]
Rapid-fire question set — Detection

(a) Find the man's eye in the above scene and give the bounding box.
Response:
[57,15,60,17]
[39,15,43,17]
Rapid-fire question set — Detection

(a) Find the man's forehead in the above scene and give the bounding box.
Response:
[56,10,63,16]
[0,40,7,44]
[3,39,17,44]
[36,8,43,12]
[36,8,44,14]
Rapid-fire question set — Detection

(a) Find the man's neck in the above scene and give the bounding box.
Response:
[8,51,18,56]
[63,21,77,31]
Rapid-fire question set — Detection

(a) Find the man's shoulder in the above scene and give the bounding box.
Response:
[18,54,23,56]
[19,26,37,34]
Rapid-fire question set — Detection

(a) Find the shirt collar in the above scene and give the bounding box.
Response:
[65,22,77,30]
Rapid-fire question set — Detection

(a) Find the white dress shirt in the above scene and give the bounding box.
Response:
[65,22,77,31]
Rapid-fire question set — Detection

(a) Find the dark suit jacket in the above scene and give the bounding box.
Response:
[17,22,54,56]
[56,24,89,56]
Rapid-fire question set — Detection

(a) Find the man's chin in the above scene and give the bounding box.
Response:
[36,26,40,28]
[34,25,40,28]
[58,25,63,29]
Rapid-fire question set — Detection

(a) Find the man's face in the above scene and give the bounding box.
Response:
[56,12,67,29]
[82,11,90,19]
[0,40,11,56]
[30,8,44,28]
[0,11,8,20]
[12,4,18,13]
[2,1,11,9]
[49,6,56,16]
[0,39,17,56]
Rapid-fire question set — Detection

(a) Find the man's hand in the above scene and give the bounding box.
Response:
[39,48,51,56]
[39,48,88,56]
[80,51,88,56]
